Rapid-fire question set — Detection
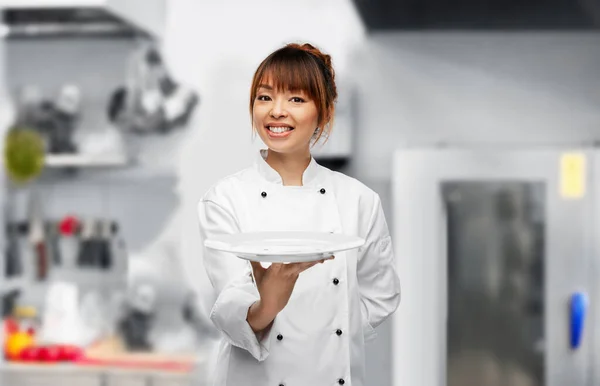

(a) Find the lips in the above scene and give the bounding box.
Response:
[265,125,294,138]
[267,126,293,133]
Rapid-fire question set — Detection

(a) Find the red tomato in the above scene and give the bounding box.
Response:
[37,347,48,361]
[42,345,62,362]
[57,345,83,361]
[19,346,38,361]
[22,346,43,361]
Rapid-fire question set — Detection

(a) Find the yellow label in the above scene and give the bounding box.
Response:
[560,153,586,199]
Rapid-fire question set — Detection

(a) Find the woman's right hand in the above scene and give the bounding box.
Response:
[246,256,334,332]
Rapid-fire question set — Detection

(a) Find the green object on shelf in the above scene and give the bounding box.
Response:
[3,127,45,184]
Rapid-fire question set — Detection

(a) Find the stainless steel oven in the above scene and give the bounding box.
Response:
[391,146,599,386]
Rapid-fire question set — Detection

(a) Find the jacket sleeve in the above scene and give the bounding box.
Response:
[198,199,272,361]
[356,194,401,343]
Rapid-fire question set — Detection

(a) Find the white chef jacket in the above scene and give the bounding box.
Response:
[198,149,401,386]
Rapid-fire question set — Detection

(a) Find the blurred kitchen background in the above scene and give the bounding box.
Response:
[0,0,599,386]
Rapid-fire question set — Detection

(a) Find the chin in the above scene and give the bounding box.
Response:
[264,143,295,154]
[258,131,311,155]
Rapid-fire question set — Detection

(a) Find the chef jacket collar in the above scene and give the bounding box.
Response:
[255,149,323,187]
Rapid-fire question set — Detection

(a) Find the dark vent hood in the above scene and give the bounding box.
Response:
[0,0,165,38]
[352,0,600,31]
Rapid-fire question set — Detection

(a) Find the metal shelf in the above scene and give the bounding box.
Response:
[45,153,130,168]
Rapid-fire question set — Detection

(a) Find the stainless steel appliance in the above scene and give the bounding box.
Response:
[391,146,599,386]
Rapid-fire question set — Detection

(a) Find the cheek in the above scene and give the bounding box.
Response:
[299,109,319,130]
[252,107,265,125]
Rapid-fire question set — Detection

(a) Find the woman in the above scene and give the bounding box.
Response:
[198,42,401,386]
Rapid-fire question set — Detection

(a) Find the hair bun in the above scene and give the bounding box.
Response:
[299,43,335,80]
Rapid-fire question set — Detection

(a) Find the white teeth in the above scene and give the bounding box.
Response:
[269,126,292,133]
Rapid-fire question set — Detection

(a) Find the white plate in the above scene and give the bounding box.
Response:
[204,231,365,263]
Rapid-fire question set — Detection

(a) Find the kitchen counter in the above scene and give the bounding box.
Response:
[1,337,210,386]
[1,364,197,386]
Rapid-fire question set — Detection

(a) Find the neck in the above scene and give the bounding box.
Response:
[265,148,311,186]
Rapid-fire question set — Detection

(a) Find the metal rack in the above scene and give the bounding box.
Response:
[0,1,172,379]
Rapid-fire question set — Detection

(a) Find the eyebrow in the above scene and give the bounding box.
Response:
[258,84,273,90]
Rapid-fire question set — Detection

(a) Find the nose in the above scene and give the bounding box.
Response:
[270,98,288,118]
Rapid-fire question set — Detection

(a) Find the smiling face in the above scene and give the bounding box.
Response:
[249,44,338,157]
[252,80,319,155]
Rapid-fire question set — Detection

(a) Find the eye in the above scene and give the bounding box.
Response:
[257,95,271,101]
[290,97,305,103]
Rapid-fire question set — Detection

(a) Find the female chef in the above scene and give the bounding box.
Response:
[197,43,401,386]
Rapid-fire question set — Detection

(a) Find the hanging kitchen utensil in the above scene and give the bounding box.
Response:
[4,222,22,277]
[98,219,112,270]
[90,219,105,269]
[58,215,81,269]
[47,220,62,266]
[124,41,166,134]
[145,44,199,130]
[163,82,199,129]
[90,219,111,269]
[108,41,199,136]
[27,189,48,281]
[3,191,24,278]
[108,220,128,277]
[76,218,95,267]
